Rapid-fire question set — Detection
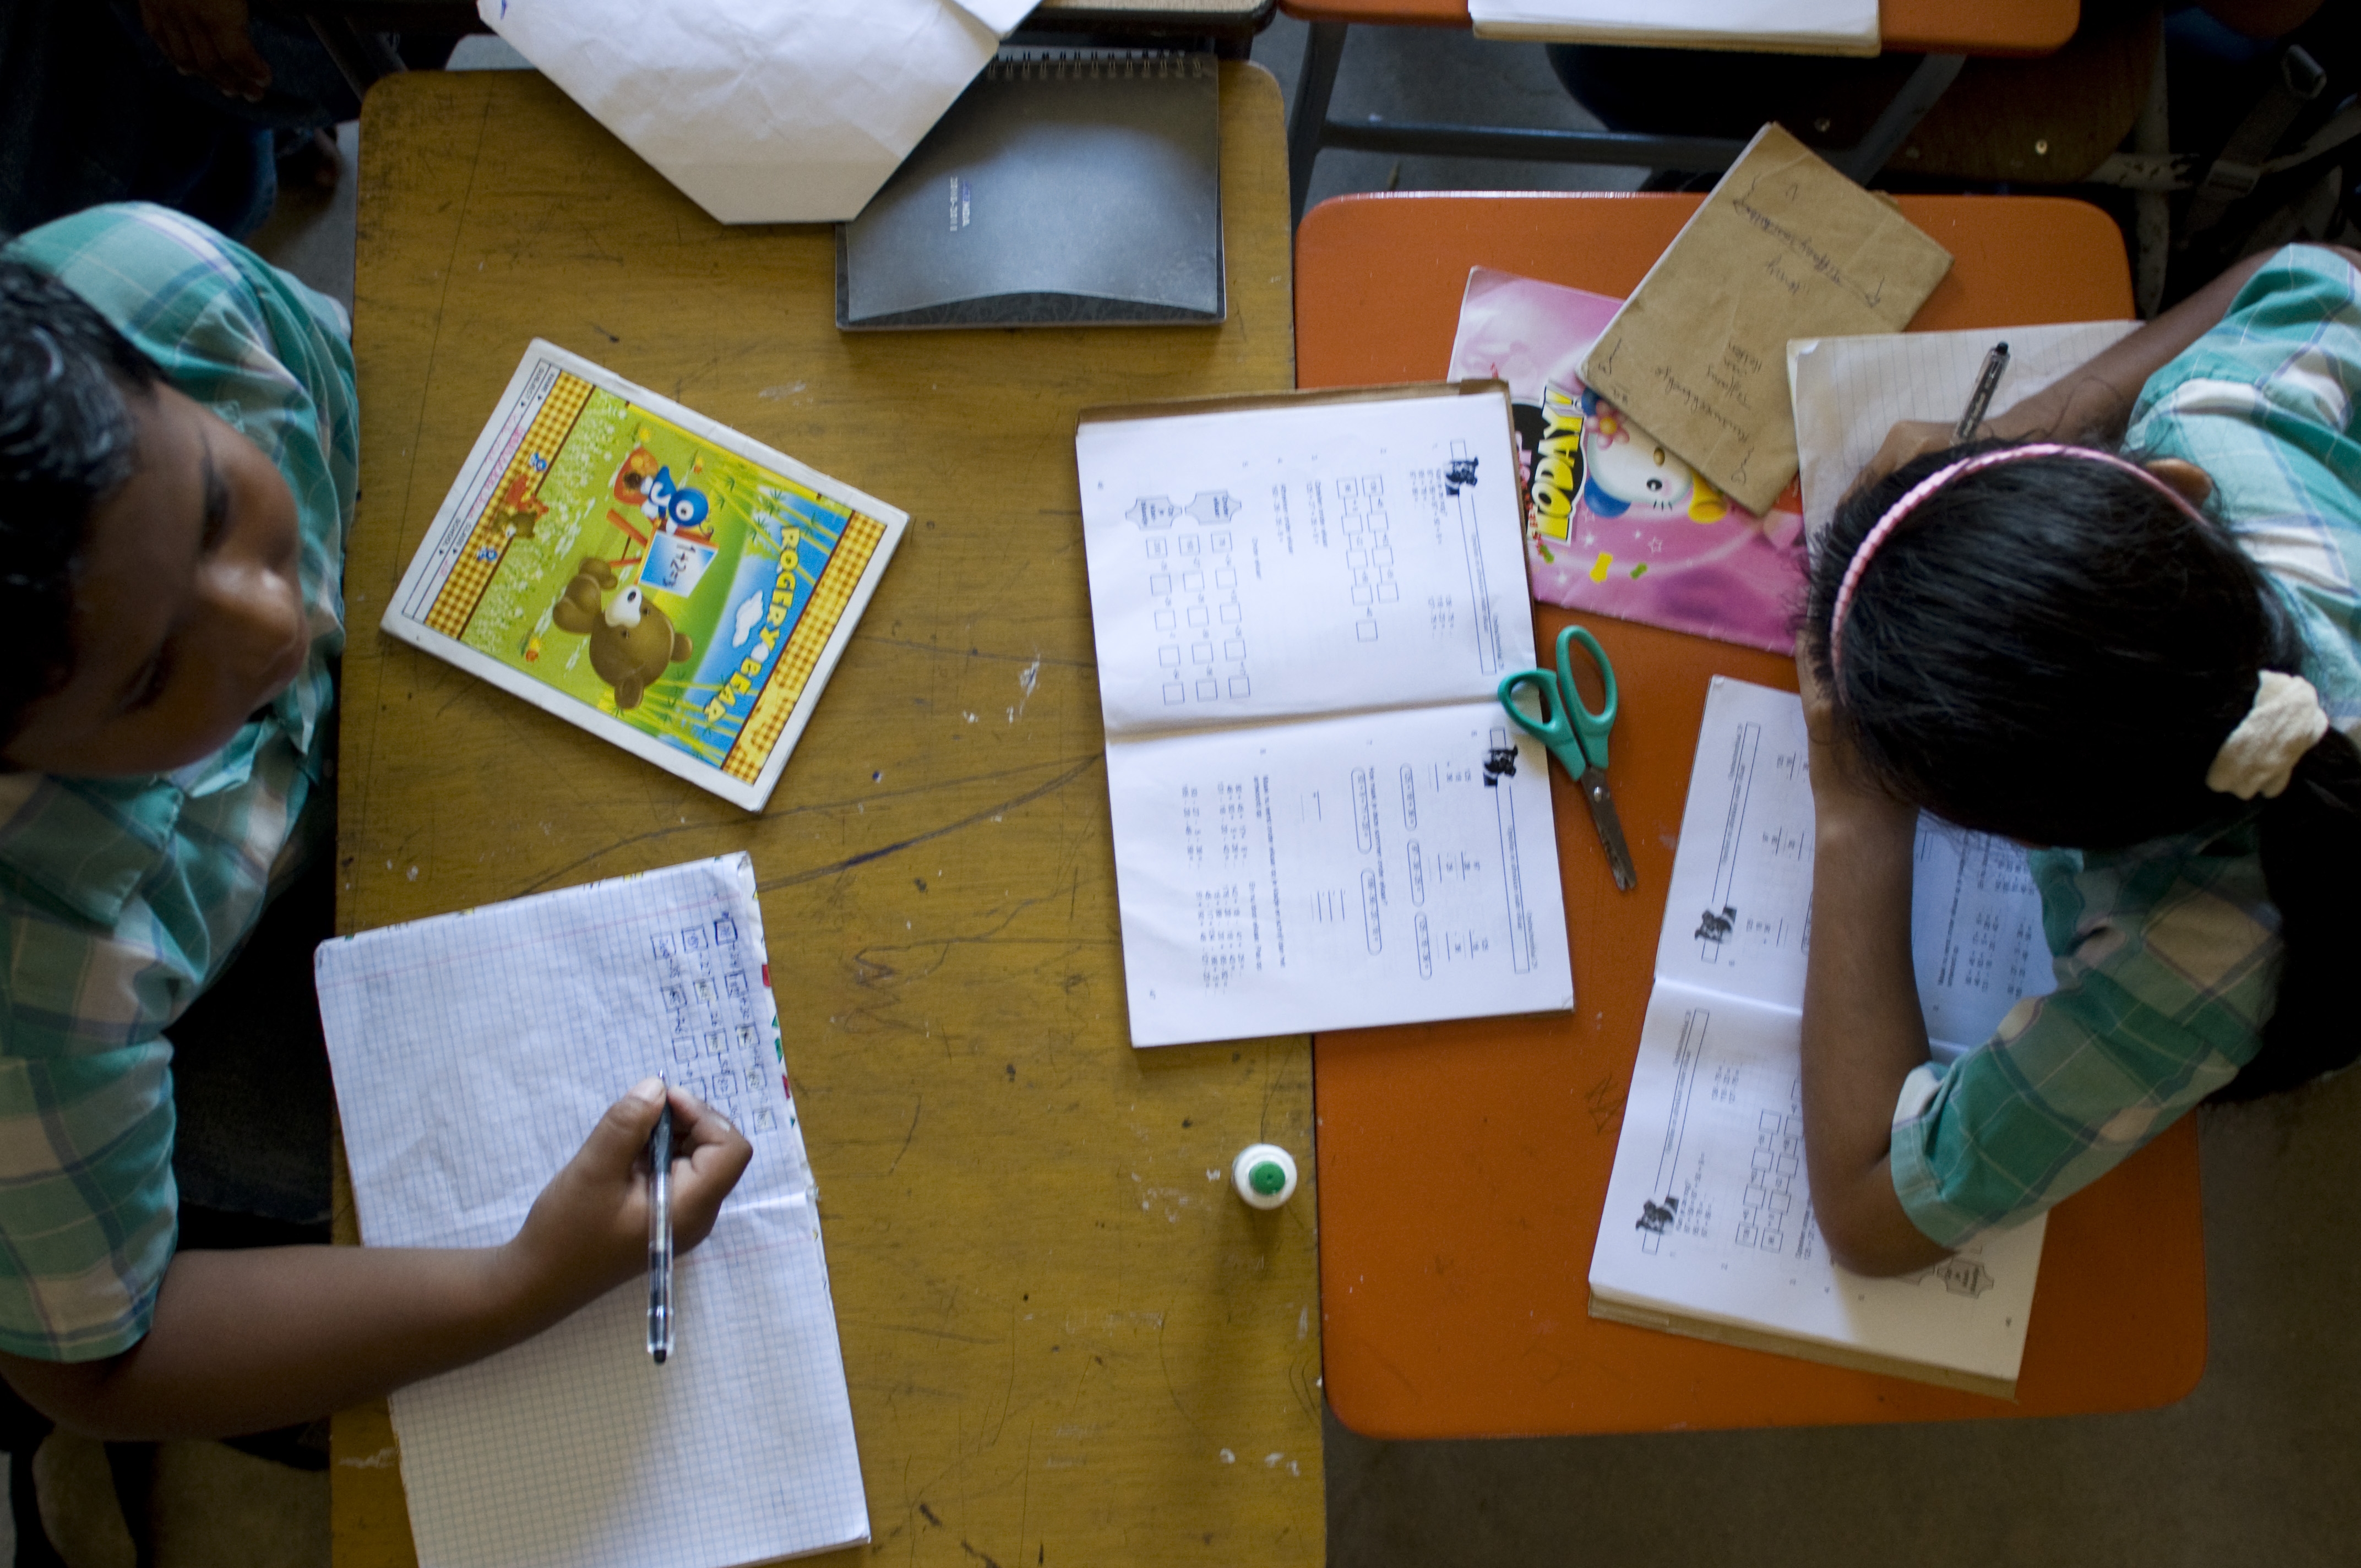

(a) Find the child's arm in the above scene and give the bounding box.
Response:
[1855,243,2361,488]
[0,1082,750,1440]
[1794,654,1954,1277]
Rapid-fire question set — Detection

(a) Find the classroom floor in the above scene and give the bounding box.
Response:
[16,19,2360,1568]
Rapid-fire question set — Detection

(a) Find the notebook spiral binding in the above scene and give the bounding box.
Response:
[987,50,1215,83]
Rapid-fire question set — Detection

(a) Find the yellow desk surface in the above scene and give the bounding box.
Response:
[332,65,1319,1568]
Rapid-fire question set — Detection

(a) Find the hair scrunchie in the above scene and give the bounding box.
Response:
[2206,671,2331,800]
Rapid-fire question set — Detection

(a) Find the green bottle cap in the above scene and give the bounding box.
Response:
[1249,1160,1288,1196]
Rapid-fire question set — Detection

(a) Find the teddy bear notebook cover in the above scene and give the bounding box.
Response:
[1449,265,1805,656]
[317,853,868,1568]
[380,341,909,812]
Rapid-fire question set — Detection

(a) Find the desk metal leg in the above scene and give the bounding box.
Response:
[1289,21,1347,226]
[1834,52,1964,183]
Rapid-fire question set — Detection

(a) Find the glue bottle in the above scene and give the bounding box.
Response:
[1231,1143,1298,1210]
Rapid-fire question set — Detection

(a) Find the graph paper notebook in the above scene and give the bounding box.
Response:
[316,854,868,1568]
[1075,382,1574,1048]
[380,341,907,812]
[1785,319,2140,542]
[1588,679,2052,1398]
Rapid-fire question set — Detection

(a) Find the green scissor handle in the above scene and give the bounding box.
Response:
[1497,625,1618,772]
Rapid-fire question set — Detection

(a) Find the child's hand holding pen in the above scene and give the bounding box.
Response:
[501,1079,753,1324]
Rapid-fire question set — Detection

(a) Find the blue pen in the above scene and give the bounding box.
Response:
[646,1094,674,1365]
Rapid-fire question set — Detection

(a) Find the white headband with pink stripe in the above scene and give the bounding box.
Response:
[1825,443,2210,677]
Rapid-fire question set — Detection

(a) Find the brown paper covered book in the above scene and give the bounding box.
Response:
[1579,123,1954,514]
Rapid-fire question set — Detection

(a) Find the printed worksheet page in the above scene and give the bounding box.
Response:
[1076,386,1533,734]
[1656,677,2054,1055]
[1105,701,1573,1046]
[1589,979,2046,1389]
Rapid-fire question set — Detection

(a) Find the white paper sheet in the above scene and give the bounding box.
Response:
[1106,702,1574,1046]
[1788,320,2140,543]
[1469,0,1877,55]
[480,0,1034,224]
[1078,390,1533,733]
[316,855,867,1568]
[1589,677,2054,1392]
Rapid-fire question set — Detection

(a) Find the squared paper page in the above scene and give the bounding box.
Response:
[1788,320,2139,542]
[1656,677,2053,1057]
[315,855,867,1568]
[1470,0,1876,53]
[1589,979,2044,1387]
[1076,387,1532,736]
[1106,702,1573,1046]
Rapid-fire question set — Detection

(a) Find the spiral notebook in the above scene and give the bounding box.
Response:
[316,855,868,1568]
[837,48,1224,329]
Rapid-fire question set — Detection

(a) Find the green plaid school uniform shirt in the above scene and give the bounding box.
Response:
[0,204,355,1359]
[1891,244,2361,1248]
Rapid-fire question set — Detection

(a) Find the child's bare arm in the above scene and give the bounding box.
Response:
[0,1082,750,1440]
[1794,651,1955,1277]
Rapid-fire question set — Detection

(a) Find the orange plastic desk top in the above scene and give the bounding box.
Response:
[1275,0,2078,56]
[1298,192,2207,1439]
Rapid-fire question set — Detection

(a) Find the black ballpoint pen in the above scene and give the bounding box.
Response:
[647,1095,674,1365]
[1955,341,2010,442]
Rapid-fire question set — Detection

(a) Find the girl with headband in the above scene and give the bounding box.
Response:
[1794,242,2361,1276]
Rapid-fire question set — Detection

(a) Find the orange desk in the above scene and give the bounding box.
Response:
[1277,0,2076,57]
[1299,192,2207,1439]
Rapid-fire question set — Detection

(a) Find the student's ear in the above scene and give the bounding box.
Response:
[2144,458,2215,507]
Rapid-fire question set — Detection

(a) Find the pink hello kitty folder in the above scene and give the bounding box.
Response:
[1448,267,1805,655]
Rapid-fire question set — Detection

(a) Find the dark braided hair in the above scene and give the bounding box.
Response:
[0,255,162,746]
[1801,440,2361,1099]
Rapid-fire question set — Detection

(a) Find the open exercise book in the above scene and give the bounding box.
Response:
[316,855,867,1568]
[1590,679,2057,1398]
[1075,383,1575,1047]
[382,341,907,813]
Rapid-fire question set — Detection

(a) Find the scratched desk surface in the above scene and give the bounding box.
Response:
[332,66,1318,1568]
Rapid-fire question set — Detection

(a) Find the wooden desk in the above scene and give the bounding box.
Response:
[333,66,1319,1568]
[1298,191,2208,1439]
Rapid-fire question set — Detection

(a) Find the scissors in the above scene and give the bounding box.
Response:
[1497,625,1638,892]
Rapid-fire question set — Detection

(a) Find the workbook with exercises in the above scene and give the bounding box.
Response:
[1579,123,1954,515]
[837,49,1223,329]
[316,854,867,1568]
[382,341,909,812]
[1074,383,1575,1048]
[1590,678,2054,1398]
[1448,265,1804,655]
[1788,319,2142,541]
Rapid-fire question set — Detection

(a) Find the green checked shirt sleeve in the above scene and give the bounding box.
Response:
[1890,244,2361,1248]
[0,204,355,1360]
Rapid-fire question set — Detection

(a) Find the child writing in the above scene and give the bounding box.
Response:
[0,203,753,1441]
[1797,242,2361,1277]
